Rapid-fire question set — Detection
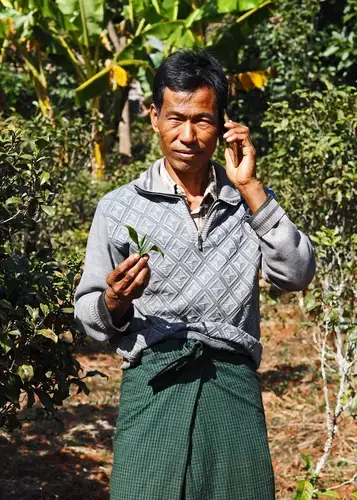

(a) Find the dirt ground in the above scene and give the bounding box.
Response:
[1,302,356,499]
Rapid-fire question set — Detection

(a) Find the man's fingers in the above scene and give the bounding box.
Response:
[223,121,249,132]
[110,256,150,295]
[120,256,149,289]
[125,267,151,298]
[106,253,141,287]
[223,129,250,140]
[224,132,253,147]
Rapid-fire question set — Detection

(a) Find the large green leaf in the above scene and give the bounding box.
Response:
[29,0,76,32]
[56,0,104,42]
[294,481,314,500]
[29,0,59,18]
[74,65,111,105]
[217,0,261,13]
[185,7,205,28]
[142,20,184,39]
[160,0,180,21]
[0,8,34,38]
[124,224,139,246]
[316,490,341,498]
[37,328,58,343]
[74,63,129,105]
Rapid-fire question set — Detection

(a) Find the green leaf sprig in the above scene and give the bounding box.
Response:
[125,225,164,257]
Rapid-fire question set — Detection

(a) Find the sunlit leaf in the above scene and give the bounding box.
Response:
[125,224,139,246]
[42,205,55,216]
[140,233,147,250]
[5,196,21,205]
[74,65,111,105]
[17,364,34,382]
[294,480,314,500]
[0,335,13,353]
[235,70,271,91]
[111,64,128,87]
[145,244,164,257]
[301,454,313,471]
[217,0,261,14]
[316,490,341,498]
[75,63,127,104]
[40,171,50,185]
[57,0,105,40]
[37,328,58,343]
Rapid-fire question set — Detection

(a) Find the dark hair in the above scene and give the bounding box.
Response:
[153,49,228,132]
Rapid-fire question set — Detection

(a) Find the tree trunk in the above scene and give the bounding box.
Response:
[90,115,105,179]
[107,21,132,157]
[118,99,131,156]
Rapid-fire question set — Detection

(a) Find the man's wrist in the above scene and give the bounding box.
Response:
[235,179,267,214]
[104,288,132,320]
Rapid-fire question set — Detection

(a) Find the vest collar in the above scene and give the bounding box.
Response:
[133,158,242,206]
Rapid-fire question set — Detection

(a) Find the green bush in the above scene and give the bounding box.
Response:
[0,123,89,430]
[260,84,357,487]
[0,111,165,430]
[260,84,356,245]
[260,84,356,338]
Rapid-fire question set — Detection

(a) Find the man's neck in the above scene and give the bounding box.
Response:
[164,159,210,200]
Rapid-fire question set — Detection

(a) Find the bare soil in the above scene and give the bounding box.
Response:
[1,302,356,499]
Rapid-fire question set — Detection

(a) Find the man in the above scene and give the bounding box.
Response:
[75,50,315,500]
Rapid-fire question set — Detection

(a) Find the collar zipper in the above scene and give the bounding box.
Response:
[134,184,220,252]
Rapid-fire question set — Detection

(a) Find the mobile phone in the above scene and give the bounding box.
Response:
[224,110,243,167]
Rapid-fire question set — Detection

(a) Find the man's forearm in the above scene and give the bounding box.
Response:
[246,196,316,291]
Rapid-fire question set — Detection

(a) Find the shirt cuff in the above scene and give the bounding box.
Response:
[245,196,286,237]
[93,292,133,334]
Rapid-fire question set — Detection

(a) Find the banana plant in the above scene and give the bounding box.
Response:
[0,0,134,176]
[0,5,53,118]
[111,0,274,100]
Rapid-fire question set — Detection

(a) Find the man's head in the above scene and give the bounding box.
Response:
[150,50,228,174]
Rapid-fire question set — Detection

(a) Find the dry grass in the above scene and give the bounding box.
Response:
[0,302,356,499]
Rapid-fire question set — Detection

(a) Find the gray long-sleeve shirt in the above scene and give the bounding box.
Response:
[74,159,315,368]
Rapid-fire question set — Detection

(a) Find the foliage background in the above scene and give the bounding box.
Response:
[0,0,356,498]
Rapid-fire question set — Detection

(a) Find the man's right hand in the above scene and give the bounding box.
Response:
[104,254,150,322]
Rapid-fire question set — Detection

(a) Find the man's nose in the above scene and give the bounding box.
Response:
[179,121,196,143]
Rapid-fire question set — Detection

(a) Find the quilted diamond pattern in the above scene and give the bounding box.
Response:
[103,180,262,365]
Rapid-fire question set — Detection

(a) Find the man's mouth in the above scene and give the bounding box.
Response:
[175,150,200,159]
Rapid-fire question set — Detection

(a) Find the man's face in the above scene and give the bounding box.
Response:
[150,86,220,173]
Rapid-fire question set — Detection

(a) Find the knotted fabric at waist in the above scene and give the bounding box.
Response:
[147,339,256,393]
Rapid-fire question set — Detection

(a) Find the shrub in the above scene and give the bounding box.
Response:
[260,84,357,489]
[0,123,88,430]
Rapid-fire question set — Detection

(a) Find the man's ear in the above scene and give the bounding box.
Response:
[150,104,159,133]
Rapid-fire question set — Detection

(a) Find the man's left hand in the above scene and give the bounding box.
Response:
[223,121,267,213]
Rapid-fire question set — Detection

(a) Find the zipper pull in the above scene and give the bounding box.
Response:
[198,233,203,252]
